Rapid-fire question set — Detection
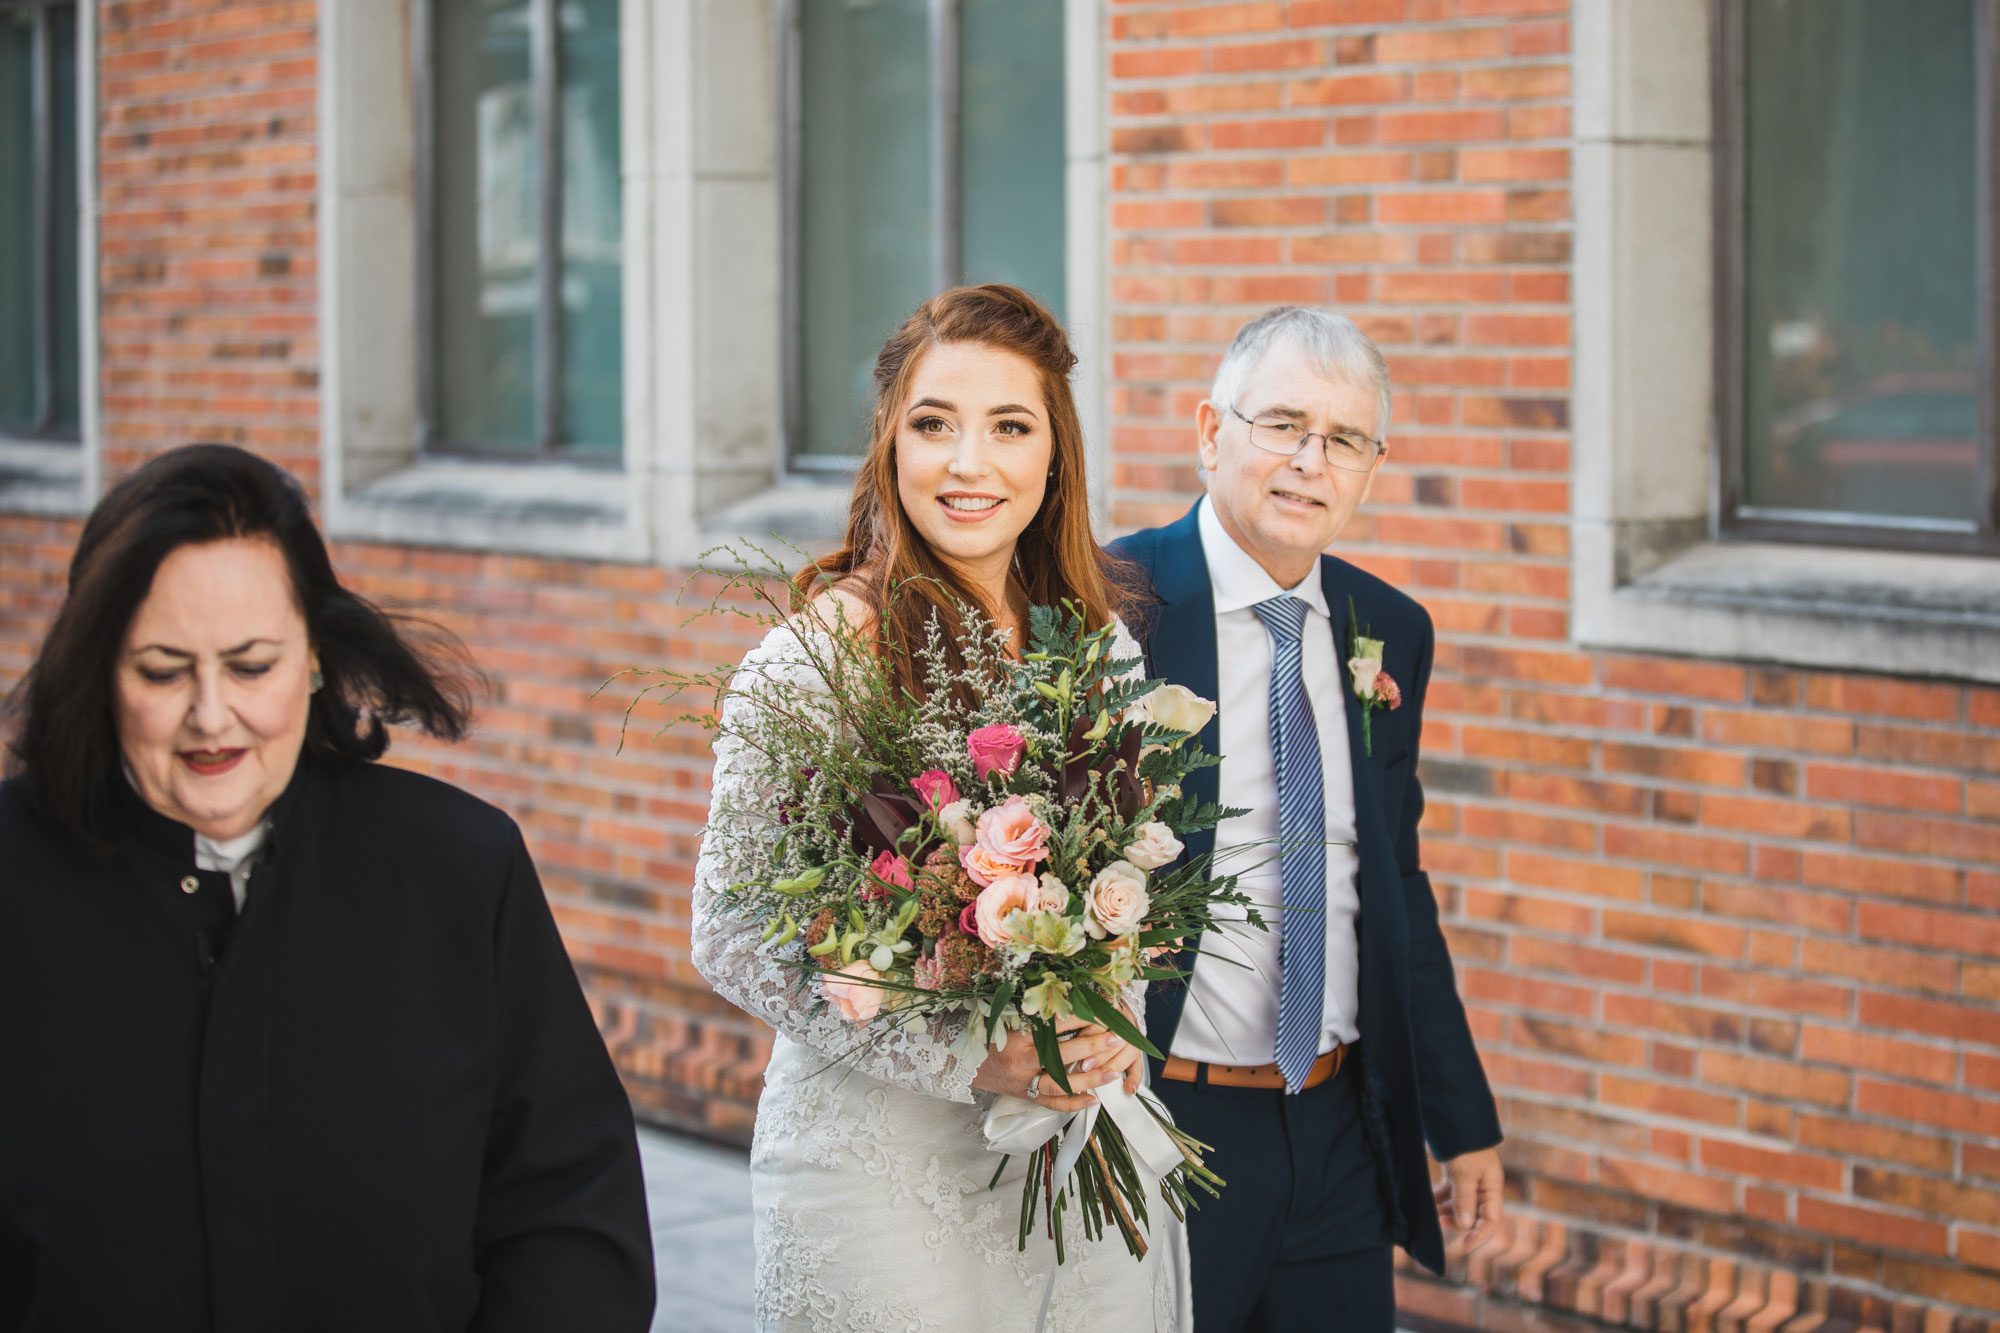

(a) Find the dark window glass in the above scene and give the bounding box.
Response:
[797,0,935,462]
[430,0,621,460]
[792,0,1066,463]
[0,1,80,442]
[1740,0,1980,528]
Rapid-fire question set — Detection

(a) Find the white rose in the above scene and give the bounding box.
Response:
[1122,821,1184,871]
[1085,860,1151,939]
[1347,655,1382,702]
[1032,872,1072,913]
[1128,683,1217,737]
[938,799,978,846]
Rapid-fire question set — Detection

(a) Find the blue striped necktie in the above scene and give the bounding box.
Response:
[1251,595,1326,1094]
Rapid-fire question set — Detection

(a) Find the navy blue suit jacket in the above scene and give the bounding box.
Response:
[1110,504,1501,1273]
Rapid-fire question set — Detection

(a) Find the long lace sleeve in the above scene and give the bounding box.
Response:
[690,626,984,1104]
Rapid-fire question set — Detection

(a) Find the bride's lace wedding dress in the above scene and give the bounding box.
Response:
[693,621,1191,1332]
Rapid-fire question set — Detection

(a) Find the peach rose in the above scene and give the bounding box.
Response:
[959,843,1024,888]
[973,873,1038,947]
[1031,872,1072,914]
[1084,860,1151,939]
[1122,821,1184,871]
[820,961,886,1024]
[975,795,1050,867]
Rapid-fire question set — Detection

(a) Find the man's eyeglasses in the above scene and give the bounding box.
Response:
[1229,406,1384,472]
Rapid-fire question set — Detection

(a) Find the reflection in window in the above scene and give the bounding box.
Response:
[1740,0,1980,529]
[790,0,1066,463]
[0,0,79,442]
[429,0,622,460]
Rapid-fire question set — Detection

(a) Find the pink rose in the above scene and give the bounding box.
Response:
[1084,860,1151,939]
[958,902,980,936]
[820,961,886,1024]
[865,849,913,902]
[1122,821,1184,871]
[973,873,1038,946]
[911,769,959,811]
[975,795,1050,867]
[959,843,1025,888]
[1376,672,1402,710]
[967,724,1027,781]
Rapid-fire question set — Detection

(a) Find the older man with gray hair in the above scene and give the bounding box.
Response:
[1111,307,1503,1331]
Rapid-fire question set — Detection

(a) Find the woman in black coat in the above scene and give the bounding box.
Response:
[0,445,655,1332]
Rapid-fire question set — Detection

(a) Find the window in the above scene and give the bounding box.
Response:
[1718,0,1996,553]
[420,0,623,461]
[782,0,1068,466]
[0,0,79,444]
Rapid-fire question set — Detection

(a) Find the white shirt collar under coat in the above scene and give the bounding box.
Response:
[1195,495,1332,620]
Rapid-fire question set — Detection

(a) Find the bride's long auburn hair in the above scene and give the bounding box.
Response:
[795,284,1136,699]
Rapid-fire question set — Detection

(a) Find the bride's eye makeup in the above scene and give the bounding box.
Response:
[911,414,954,437]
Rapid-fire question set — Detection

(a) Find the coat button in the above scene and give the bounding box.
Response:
[180,875,199,894]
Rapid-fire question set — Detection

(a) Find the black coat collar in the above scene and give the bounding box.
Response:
[108,746,316,869]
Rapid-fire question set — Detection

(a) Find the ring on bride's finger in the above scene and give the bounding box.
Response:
[1026,1073,1042,1100]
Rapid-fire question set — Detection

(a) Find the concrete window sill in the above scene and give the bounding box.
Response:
[0,441,89,517]
[326,459,643,562]
[1577,538,2000,684]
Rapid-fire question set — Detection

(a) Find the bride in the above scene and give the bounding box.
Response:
[692,284,1191,1331]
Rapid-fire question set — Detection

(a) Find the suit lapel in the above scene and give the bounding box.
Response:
[1139,506,1220,865]
[1324,559,1404,1043]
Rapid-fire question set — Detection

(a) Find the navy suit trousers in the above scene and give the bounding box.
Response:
[1153,1059,1397,1333]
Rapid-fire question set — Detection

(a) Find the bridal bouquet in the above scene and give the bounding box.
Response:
[631,563,1258,1263]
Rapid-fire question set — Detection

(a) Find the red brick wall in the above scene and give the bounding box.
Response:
[1,0,1997,1322]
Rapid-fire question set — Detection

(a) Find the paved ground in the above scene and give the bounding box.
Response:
[638,1125,1426,1332]
[641,1127,756,1331]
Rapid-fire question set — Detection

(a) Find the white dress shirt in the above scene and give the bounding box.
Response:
[195,822,269,912]
[1169,497,1362,1066]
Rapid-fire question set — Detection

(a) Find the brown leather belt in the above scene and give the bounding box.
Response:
[1161,1044,1347,1091]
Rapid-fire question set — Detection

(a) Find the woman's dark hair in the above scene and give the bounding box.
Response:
[6,443,475,842]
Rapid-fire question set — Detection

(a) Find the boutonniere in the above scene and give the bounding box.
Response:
[1346,595,1402,757]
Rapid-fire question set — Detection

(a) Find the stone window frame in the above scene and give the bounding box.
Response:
[1572,0,2000,684]
[319,0,1109,567]
[0,0,100,518]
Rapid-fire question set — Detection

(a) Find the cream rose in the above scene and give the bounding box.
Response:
[1122,821,1184,871]
[1129,683,1217,737]
[1348,655,1383,702]
[1084,860,1151,939]
[938,798,978,846]
[820,961,886,1024]
[1031,872,1072,914]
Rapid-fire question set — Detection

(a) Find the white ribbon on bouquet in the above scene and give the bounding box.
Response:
[983,1081,1186,1333]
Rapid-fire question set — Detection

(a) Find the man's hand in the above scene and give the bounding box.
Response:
[1433,1147,1504,1250]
